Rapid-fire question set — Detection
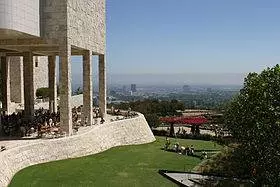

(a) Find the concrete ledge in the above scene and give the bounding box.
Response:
[0,113,155,187]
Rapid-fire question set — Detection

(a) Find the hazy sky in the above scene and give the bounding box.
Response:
[72,0,280,82]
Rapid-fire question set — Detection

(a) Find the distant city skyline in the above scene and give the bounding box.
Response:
[72,0,280,84]
[71,72,246,87]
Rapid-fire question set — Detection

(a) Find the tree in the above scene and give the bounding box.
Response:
[224,64,280,185]
[36,87,49,99]
[145,113,161,128]
[74,87,83,95]
[112,99,184,128]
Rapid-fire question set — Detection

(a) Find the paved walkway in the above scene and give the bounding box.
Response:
[155,126,216,136]
[164,172,254,186]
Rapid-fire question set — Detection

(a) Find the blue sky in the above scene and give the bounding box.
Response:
[73,0,280,77]
[106,0,280,74]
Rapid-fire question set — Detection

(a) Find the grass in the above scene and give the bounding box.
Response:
[9,136,221,187]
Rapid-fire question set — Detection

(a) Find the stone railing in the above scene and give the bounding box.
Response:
[0,113,155,187]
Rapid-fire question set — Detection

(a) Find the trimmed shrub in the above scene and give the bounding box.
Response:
[36,87,49,99]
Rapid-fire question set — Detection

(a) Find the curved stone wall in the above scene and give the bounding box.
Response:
[0,114,155,187]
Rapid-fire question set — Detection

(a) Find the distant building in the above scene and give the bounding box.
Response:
[183,85,190,92]
[122,85,127,93]
[0,0,106,135]
[131,84,137,92]
[14,57,48,103]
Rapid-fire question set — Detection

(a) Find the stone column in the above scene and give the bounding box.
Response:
[23,52,35,120]
[98,54,107,119]
[10,57,24,104]
[82,50,93,126]
[59,44,72,135]
[48,55,57,113]
[0,56,11,114]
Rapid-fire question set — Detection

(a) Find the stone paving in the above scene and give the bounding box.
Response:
[165,172,206,186]
[164,172,254,186]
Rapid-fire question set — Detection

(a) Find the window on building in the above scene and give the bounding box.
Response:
[35,61,38,67]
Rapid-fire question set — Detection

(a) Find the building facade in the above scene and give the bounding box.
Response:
[0,0,106,135]
[7,56,49,104]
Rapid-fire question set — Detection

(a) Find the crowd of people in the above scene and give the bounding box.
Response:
[0,105,140,139]
[72,106,104,128]
[164,137,208,159]
[0,108,60,137]
[109,106,139,119]
[0,105,108,138]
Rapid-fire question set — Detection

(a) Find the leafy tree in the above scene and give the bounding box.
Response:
[36,87,49,99]
[224,64,280,185]
[145,113,161,127]
[74,87,83,95]
[112,99,184,128]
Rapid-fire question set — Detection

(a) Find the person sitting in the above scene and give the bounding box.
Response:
[20,126,26,137]
[181,146,186,155]
[173,142,180,153]
[84,116,88,126]
[177,127,181,135]
[190,145,194,156]
[201,151,208,159]
[48,118,53,127]
[164,137,171,150]
[30,126,35,134]
[37,123,42,138]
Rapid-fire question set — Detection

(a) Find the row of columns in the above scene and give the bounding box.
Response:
[0,49,106,136]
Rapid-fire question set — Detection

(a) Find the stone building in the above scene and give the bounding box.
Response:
[0,0,106,135]
[6,56,49,105]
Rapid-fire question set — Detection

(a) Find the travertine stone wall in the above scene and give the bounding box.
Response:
[0,114,155,187]
[8,56,48,103]
[41,0,105,53]
[34,56,48,97]
[67,0,106,54]
[0,0,40,37]
[40,0,67,42]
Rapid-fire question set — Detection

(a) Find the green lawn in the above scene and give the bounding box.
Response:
[10,137,221,187]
